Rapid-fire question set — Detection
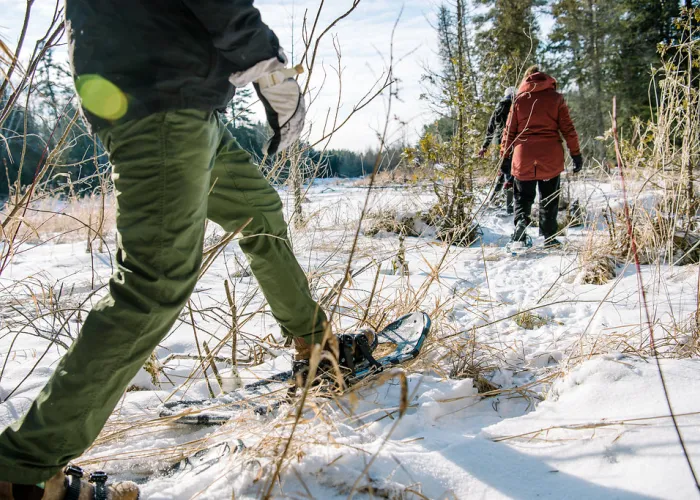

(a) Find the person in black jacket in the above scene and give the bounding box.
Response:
[478,87,515,214]
[0,1,331,498]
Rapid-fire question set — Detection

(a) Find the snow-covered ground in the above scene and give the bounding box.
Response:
[1,177,699,499]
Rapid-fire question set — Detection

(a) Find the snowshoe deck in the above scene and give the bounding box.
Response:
[159,312,430,425]
[504,235,533,255]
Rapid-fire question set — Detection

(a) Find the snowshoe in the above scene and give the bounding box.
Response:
[505,236,532,255]
[512,221,529,243]
[160,312,430,425]
[495,208,514,218]
[505,221,532,254]
[163,440,244,479]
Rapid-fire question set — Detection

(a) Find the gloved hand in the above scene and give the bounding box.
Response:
[230,50,306,155]
[477,147,487,158]
[572,155,583,173]
[500,157,512,176]
[504,175,513,190]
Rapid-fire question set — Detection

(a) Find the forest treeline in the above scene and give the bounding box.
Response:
[1,0,698,200]
[419,0,699,161]
[0,78,400,199]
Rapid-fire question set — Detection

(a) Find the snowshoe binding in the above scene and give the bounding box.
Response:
[0,466,140,500]
[505,222,532,253]
[292,329,379,390]
[159,312,430,425]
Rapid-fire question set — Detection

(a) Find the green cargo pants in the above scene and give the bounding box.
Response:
[0,109,327,483]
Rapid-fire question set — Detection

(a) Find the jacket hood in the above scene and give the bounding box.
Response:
[518,72,557,94]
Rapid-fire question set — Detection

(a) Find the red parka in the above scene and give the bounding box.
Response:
[500,72,581,181]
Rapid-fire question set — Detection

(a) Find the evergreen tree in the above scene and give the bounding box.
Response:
[609,0,680,121]
[547,0,617,159]
[228,87,255,129]
[421,0,487,232]
[547,0,684,160]
[0,91,46,199]
[474,0,546,101]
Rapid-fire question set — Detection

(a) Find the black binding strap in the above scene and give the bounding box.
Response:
[63,465,83,500]
[90,471,108,500]
[338,333,381,375]
[355,335,381,370]
[339,339,356,375]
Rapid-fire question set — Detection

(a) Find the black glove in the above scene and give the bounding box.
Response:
[504,176,513,190]
[500,157,512,176]
[572,155,583,173]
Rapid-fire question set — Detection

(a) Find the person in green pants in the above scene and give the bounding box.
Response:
[0,1,331,498]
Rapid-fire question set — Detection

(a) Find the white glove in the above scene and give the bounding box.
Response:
[229,50,306,155]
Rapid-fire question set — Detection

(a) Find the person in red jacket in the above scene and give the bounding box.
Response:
[500,66,583,248]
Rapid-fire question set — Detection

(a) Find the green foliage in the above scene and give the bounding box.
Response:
[226,87,255,129]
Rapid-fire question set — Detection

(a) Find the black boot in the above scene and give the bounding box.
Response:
[506,189,514,214]
[511,221,528,243]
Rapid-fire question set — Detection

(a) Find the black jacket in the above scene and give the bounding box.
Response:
[66,0,281,130]
[481,97,512,149]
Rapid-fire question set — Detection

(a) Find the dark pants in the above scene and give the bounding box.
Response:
[513,176,561,240]
[491,173,514,212]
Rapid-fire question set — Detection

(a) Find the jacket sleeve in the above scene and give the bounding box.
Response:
[482,106,500,149]
[482,100,511,149]
[182,0,281,72]
[558,95,581,156]
[500,104,518,159]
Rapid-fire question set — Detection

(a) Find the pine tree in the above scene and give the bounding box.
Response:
[228,87,255,129]
[421,1,484,234]
[474,0,545,101]
[609,0,680,121]
[548,0,618,159]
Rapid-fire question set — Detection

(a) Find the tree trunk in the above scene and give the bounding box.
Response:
[685,35,694,222]
[455,0,467,225]
[587,0,606,161]
[292,160,303,226]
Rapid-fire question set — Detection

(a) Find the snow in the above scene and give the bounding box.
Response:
[1,176,699,498]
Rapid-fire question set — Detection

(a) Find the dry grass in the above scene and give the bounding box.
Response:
[353,164,428,187]
[364,208,420,237]
[1,192,115,246]
[577,230,617,285]
[2,7,700,496]
[364,203,482,247]
[514,310,549,330]
[448,335,499,393]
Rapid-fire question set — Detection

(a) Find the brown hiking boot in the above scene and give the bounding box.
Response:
[0,466,139,500]
[292,333,339,361]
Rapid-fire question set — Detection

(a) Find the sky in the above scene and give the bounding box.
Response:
[0,0,553,152]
